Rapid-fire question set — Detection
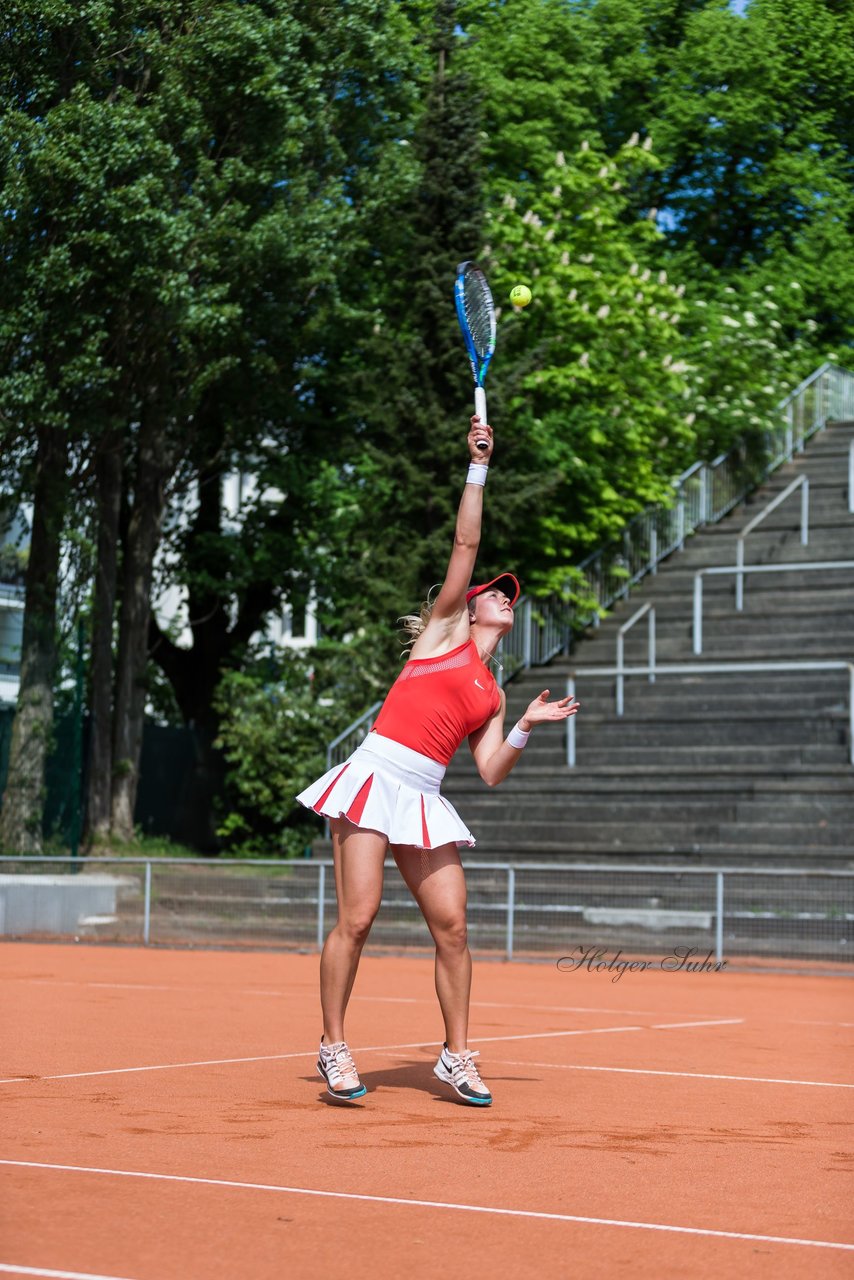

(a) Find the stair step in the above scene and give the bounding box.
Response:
[524,746,847,765]
[454,799,854,822]
[503,697,848,718]
[570,724,845,746]
[464,820,850,848]
[444,774,854,794]
[309,839,854,867]
[466,844,854,865]
[330,418,854,866]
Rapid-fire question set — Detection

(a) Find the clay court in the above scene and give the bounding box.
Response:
[1,942,852,1279]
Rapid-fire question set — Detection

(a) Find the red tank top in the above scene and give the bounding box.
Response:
[372,639,501,766]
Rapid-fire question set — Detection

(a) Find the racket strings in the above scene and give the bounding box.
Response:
[463,272,496,361]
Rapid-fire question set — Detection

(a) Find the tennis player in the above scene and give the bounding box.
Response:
[297,415,578,1105]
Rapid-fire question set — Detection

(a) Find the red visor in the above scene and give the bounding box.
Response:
[465,573,521,607]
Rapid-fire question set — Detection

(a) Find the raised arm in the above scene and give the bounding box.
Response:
[409,415,493,659]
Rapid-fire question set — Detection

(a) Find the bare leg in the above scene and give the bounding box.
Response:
[320,818,387,1044]
[392,842,470,1052]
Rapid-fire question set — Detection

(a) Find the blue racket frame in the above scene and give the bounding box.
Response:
[454,261,496,423]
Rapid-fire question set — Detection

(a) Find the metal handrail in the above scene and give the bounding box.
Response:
[615,602,655,716]
[496,594,569,685]
[736,475,808,610]
[323,699,382,839]
[326,700,382,771]
[565,661,854,766]
[4,855,852,965]
[780,359,832,406]
[571,363,852,629]
[5,854,852,875]
[324,363,854,765]
[849,439,853,515]
[692,561,854,654]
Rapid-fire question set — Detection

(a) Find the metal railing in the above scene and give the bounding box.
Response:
[849,439,854,515]
[735,475,808,610]
[326,701,383,771]
[323,700,383,838]
[615,603,656,717]
[325,364,854,764]
[565,662,854,765]
[496,594,570,685]
[1,856,852,968]
[777,361,854,463]
[692,561,854,654]
[573,363,852,626]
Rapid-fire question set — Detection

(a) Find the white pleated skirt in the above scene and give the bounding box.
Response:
[296,732,476,849]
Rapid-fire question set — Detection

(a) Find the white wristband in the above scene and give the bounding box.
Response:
[467,463,488,486]
[507,721,531,750]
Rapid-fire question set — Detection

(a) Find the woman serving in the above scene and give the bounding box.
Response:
[297,415,579,1106]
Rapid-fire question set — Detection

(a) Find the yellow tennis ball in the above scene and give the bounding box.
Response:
[510,284,532,308]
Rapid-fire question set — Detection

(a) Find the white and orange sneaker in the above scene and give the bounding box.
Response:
[433,1042,493,1106]
[317,1037,367,1101]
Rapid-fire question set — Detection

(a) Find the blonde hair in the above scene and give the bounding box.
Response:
[398,599,434,648]
[396,586,483,655]
[398,584,478,651]
[399,584,440,651]
[399,588,503,671]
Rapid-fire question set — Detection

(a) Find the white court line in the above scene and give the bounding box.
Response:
[354,996,722,1019]
[17,981,182,993]
[1,1160,852,1254]
[651,1019,741,1030]
[484,1059,854,1090]
[0,1265,139,1280]
[0,1020,742,1085]
[10,979,730,1020]
[792,1020,854,1028]
[20,978,852,1029]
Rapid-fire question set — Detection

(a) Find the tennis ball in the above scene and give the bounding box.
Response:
[510,284,532,308]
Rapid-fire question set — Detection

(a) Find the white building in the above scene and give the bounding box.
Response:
[0,507,28,705]
[0,470,317,705]
[152,469,319,653]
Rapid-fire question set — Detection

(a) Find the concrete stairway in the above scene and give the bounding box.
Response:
[444,420,854,867]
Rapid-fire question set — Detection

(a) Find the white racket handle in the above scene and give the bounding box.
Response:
[474,384,487,428]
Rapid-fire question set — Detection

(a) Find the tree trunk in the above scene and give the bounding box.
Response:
[110,419,170,841]
[0,427,68,854]
[145,443,282,851]
[84,432,122,846]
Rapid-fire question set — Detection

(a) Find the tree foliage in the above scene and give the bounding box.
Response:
[1,0,851,854]
[483,138,695,584]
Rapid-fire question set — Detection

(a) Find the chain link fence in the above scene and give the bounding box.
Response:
[1,857,851,969]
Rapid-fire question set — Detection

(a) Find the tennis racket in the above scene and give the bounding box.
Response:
[454,260,496,447]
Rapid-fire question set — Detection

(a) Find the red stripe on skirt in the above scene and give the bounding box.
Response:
[420,796,431,849]
[313,763,349,814]
[346,774,374,825]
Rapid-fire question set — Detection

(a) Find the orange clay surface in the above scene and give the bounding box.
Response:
[1,941,852,1280]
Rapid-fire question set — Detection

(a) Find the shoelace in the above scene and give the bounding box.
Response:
[321,1041,360,1089]
[446,1048,487,1093]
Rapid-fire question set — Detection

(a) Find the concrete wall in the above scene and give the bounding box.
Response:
[0,874,138,935]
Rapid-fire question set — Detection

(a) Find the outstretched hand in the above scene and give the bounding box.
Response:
[468,415,493,462]
[519,690,580,732]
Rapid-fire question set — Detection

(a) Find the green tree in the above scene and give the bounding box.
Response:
[143,0,421,841]
[327,0,489,637]
[213,642,384,857]
[483,137,695,590]
[637,0,853,351]
[0,0,422,849]
[0,429,68,853]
